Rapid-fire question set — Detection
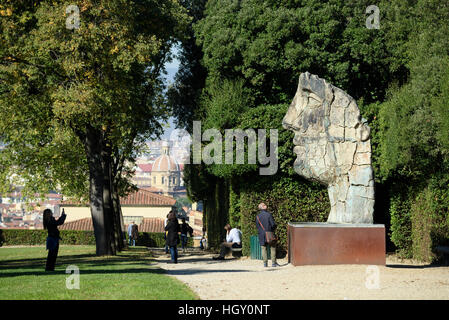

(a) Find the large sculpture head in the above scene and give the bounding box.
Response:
[283,72,374,224]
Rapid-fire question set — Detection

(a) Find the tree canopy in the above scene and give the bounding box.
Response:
[0,0,190,255]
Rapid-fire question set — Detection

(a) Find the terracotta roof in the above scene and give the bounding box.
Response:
[141,187,163,194]
[127,218,165,233]
[137,164,153,172]
[59,218,93,231]
[60,217,164,233]
[60,189,176,207]
[120,189,176,206]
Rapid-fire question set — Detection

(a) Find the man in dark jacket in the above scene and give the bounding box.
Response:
[256,203,279,267]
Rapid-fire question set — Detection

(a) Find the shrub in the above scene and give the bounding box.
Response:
[134,232,192,247]
[1,229,96,246]
[411,179,449,263]
[389,189,413,258]
[239,175,329,257]
[0,229,193,248]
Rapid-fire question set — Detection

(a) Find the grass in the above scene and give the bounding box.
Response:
[0,245,198,300]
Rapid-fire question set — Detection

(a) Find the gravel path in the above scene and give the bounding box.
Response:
[151,248,449,300]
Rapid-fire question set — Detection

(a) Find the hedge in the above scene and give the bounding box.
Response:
[0,229,193,248]
[0,229,96,246]
[239,175,329,257]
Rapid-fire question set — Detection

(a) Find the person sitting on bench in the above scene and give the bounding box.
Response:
[213,224,242,260]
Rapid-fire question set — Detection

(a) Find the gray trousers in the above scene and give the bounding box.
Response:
[261,244,276,264]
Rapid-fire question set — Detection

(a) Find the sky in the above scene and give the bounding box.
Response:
[160,45,180,141]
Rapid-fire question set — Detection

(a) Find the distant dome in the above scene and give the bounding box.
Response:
[153,154,179,172]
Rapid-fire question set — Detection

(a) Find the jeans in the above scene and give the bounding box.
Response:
[46,242,59,271]
[180,234,188,249]
[169,246,178,263]
[129,237,135,246]
[261,244,276,264]
[200,238,206,250]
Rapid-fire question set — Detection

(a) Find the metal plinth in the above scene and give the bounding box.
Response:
[288,222,386,265]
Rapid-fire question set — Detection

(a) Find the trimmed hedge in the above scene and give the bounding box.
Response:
[0,229,96,246]
[239,175,329,257]
[134,232,193,247]
[0,229,194,248]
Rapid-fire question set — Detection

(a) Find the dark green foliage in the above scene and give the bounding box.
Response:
[374,0,449,261]
[239,176,329,256]
[135,232,193,248]
[2,229,96,246]
[388,184,414,258]
[0,229,189,248]
[410,176,449,262]
[179,0,449,263]
[195,0,397,105]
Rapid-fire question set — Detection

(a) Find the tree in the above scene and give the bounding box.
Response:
[194,0,398,106]
[167,0,207,132]
[0,0,189,255]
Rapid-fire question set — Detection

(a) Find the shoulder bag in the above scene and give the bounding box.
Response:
[257,216,277,246]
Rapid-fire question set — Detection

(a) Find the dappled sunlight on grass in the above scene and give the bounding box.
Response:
[0,245,198,300]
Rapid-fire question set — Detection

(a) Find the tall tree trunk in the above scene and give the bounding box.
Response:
[85,126,114,256]
[112,185,126,251]
[102,143,117,256]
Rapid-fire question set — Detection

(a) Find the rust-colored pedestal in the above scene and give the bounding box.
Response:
[288,222,386,265]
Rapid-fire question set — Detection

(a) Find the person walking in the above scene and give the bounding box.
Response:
[43,208,67,271]
[131,222,139,247]
[180,218,193,253]
[212,224,242,260]
[256,203,280,267]
[165,211,180,264]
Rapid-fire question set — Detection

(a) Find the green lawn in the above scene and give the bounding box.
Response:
[0,245,198,300]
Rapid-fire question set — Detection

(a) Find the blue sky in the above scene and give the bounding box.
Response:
[160,45,180,140]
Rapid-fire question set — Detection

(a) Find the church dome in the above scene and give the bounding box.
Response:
[152,143,180,172]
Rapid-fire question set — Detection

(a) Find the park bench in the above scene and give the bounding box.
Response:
[231,246,243,258]
[436,246,449,265]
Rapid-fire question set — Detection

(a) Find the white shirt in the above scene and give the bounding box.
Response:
[226,228,241,244]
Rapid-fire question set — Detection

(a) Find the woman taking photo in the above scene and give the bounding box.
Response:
[43,208,67,271]
[164,210,180,264]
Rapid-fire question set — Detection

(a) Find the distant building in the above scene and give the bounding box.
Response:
[187,202,204,237]
[59,189,177,232]
[131,141,186,198]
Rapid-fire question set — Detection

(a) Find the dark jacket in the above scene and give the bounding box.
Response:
[131,224,139,240]
[165,219,180,247]
[46,213,66,240]
[256,210,276,246]
[180,222,193,236]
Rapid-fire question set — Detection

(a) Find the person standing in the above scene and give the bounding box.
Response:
[43,208,66,271]
[164,214,169,254]
[128,221,136,246]
[212,224,242,260]
[165,211,180,264]
[131,222,139,247]
[200,227,207,250]
[256,203,280,267]
[180,218,193,253]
